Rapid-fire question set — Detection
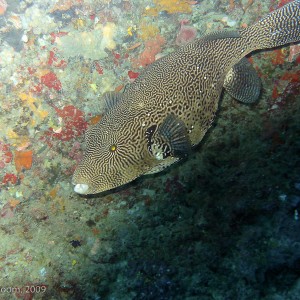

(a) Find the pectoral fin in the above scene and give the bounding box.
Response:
[224,58,261,103]
[147,114,191,160]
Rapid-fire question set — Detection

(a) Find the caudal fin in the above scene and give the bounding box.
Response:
[242,0,300,50]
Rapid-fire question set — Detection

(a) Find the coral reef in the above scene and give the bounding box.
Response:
[145,0,193,16]
[0,0,299,299]
[175,20,197,46]
[57,23,118,60]
[132,34,166,67]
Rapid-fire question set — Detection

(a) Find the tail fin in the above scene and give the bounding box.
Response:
[241,0,300,50]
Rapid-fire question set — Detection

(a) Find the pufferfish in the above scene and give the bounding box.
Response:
[73,1,300,195]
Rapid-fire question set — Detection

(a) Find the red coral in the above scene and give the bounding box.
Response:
[273,71,300,98]
[112,51,129,66]
[114,52,121,59]
[132,34,166,67]
[47,50,67,69]
[27,67,36,75]
[270,0,292,11]
[94,61,104,75]
[271,49,286,65]
[175,24,197,46]
[50,31,68,44]
[41,72,62,91]
[281,70,300,83]
[30,83,43,94]
[48,50,56,66]
[47,105,87,141]
[128,70,139,80]
[0,142,13,168]
[278,0,292,8]
[2,173,18,185]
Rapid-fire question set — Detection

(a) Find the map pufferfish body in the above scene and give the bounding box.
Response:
[73,0,300,195]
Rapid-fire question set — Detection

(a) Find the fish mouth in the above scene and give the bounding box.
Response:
[73,183,89,194]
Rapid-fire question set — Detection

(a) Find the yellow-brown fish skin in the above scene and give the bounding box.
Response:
[73,1,300,195]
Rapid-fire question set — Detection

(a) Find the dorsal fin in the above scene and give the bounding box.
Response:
[201,30,241,41]
[103,91,122,113]
[224,58,261,103]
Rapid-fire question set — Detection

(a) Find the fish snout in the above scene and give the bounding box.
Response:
[73,183,89,194]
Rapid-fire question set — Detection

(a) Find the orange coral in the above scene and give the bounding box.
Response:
[127,42,142,51]
[229,0,235,10]
[271,49,288,65]
[50,0,82,12]
[0,0,8,15]
[9,199,20,208]
[145,0,192,16]
[115,84,125,92]
[19,93,49,121]
[49,187,58,198]
[89,115,102,125]
[14,150,33,172]
[132,34,166,67]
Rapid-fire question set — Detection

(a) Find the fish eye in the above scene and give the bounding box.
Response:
[110,144,117,152]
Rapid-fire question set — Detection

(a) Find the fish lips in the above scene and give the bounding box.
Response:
[73,183,89,194]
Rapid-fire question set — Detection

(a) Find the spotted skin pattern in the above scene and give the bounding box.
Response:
[73,1,300,195]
